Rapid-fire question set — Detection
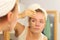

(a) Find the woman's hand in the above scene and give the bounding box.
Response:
[18,9,36,18]
[24,9,36,17]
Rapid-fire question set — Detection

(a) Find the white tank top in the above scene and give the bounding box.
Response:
[18,27,46,40]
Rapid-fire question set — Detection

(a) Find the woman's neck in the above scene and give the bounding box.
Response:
[28,28,41,39]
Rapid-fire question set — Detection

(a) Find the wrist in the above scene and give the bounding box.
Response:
[18,12,26,18]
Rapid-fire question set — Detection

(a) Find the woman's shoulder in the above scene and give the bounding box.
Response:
[43,36,48,40]
[14,22,25,37]
[41,33,48,40]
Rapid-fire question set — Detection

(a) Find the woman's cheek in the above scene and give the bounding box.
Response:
[11,14,18,30]
[31,22,35,27]
[40,24,45,32]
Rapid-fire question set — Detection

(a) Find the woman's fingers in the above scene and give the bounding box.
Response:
[18,9,36,19]
[24,9,36,17]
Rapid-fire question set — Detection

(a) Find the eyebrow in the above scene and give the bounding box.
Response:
[31,17,45,20]
[30,17,36,20]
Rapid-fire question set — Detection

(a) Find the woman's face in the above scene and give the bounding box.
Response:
[29,12,46,34]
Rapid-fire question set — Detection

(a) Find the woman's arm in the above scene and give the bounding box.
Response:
[14,22,25,37]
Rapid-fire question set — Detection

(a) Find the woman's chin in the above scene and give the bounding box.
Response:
[32,30,41,34]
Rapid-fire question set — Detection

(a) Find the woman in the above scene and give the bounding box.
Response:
[15,4,48,40]
[0,0,18,32]
[0,0,19,40]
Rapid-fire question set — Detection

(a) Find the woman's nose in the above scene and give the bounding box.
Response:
[35,22,40,27]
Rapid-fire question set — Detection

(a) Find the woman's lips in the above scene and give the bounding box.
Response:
[34,27,40,30]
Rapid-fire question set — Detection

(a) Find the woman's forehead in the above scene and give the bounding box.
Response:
[31,12,45,19]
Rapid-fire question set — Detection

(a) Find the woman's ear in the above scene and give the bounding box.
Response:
[7,12,12,22]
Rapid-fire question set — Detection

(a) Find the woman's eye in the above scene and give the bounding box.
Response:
[31,19,35,22]
[40,21,43,23]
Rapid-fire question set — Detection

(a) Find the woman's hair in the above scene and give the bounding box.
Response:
[28,9,44,21]
[35,9,44,13]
